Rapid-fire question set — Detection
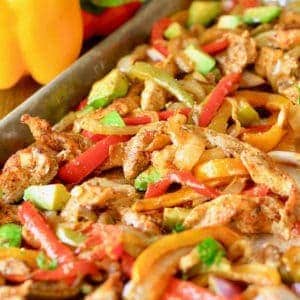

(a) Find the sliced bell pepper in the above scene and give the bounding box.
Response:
[145,170,220,199]
[151,18,172,56]
[132,226,240,282]
[239,0,261,8]
[81,130,105,142]
[163,278,223,300]
[242,124,287,152]
[18,202,74,264]
[100,111,125,127]
[243,184,269,197]
[134,187,200,212]
[193,158,248,182]
[32,259,98,281]
[130,62,195,107]
[58,135,130,184]
[121,252,135,278]
[134,167,161,191]
[76,98,88,111]
[202,39,230,55]
[0,247,39,268]
[199,73,241,127]
[82,2,141,39]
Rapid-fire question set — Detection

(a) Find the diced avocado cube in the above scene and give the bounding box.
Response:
[134,167,161,192]
[164,22,184,40]
[243,6,281,24]
[0,224,22,248]
[237,100,259,126]
[100,111,125,127]
[187,1,221,27]
[163,207,191,230]
[184,44,216,75]
[56,225,86,247]
[24,184,70,211]
[217,15,243,29]
[88,69,129,109]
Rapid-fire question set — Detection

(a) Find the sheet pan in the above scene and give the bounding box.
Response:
[0,0,190,165]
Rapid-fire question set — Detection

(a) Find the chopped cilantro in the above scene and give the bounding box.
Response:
[36,252,57,270]
[197,237,225,267]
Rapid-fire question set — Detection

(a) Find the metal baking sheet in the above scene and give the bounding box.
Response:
[0,0,190,165]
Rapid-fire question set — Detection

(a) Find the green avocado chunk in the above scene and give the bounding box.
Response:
[184,44,216,75]
[134,167,161,192]
[24,184,70,211]
[187,1,221,27]
[217,15,243,29]
[88,69,129,109]
[243,6,281,24]
[100,111,125,127]
[164,22,184,40]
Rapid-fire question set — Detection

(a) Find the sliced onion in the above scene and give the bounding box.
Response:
[147,47,165,62]
[209,275,242,298]
[240,71,265,88]
[268,151,300,167]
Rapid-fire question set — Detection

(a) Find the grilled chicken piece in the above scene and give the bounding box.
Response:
[201,128,297,211]
[184,194,290,237]
[120,208,161,234]
[123,122,170,179]
[141,79,167,111]
[101,142,126,171]
[21,114,91,163]
[85,273,122,300]
[0,205,19,225]
[216,31,257,74]
[0,144,58,203]
[0,281,31,300]
[0,258,30,277]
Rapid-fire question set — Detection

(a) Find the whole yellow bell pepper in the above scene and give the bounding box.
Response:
[0,0,82,89]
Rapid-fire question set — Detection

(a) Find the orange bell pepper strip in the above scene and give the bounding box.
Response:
[132,226,241,282]
[242,124,287,152]
[163,278,224,300]
[133,187,201,212]
[0,0,82,89]
[193,158,248,182]
[199,73,241,127]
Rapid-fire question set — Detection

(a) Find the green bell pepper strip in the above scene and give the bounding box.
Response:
[0,224,22,248]
[243,6,281,24]
[134,167,161,191]
[129,62,194,107]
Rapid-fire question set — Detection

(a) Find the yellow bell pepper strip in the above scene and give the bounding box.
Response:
[0,0,83,89]
[193,158,248,182]
[242,124,287,152]
[129,62,195,107]
[0,247,39,268]
[198,73,241,127]
[132,187,201,212]
[132,226,240,282]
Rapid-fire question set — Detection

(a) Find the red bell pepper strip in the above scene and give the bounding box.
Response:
[243,124,272,133]
[198,73,241,127]
[145,170,220,198]
[76,98,88,111]
[82,2,141,40]
[58,135,130,184]
[121,252,135,278]
[162,278,224,300]
[151,18,172,56]
[202,39,230,55]
[81,130,105,142]
[32,259,98,281]
[239,0,261,8]
[18,202,75,264]
[243,184,269,197]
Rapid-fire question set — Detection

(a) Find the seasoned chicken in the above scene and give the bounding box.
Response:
[0,144,58,203]
[141,79,166,111]
[201,128,297,211]
[21,114,91,163]
[123,122,170,179]
[0,258,30,277]
[216,31,257,74]
[0,281,31,300]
